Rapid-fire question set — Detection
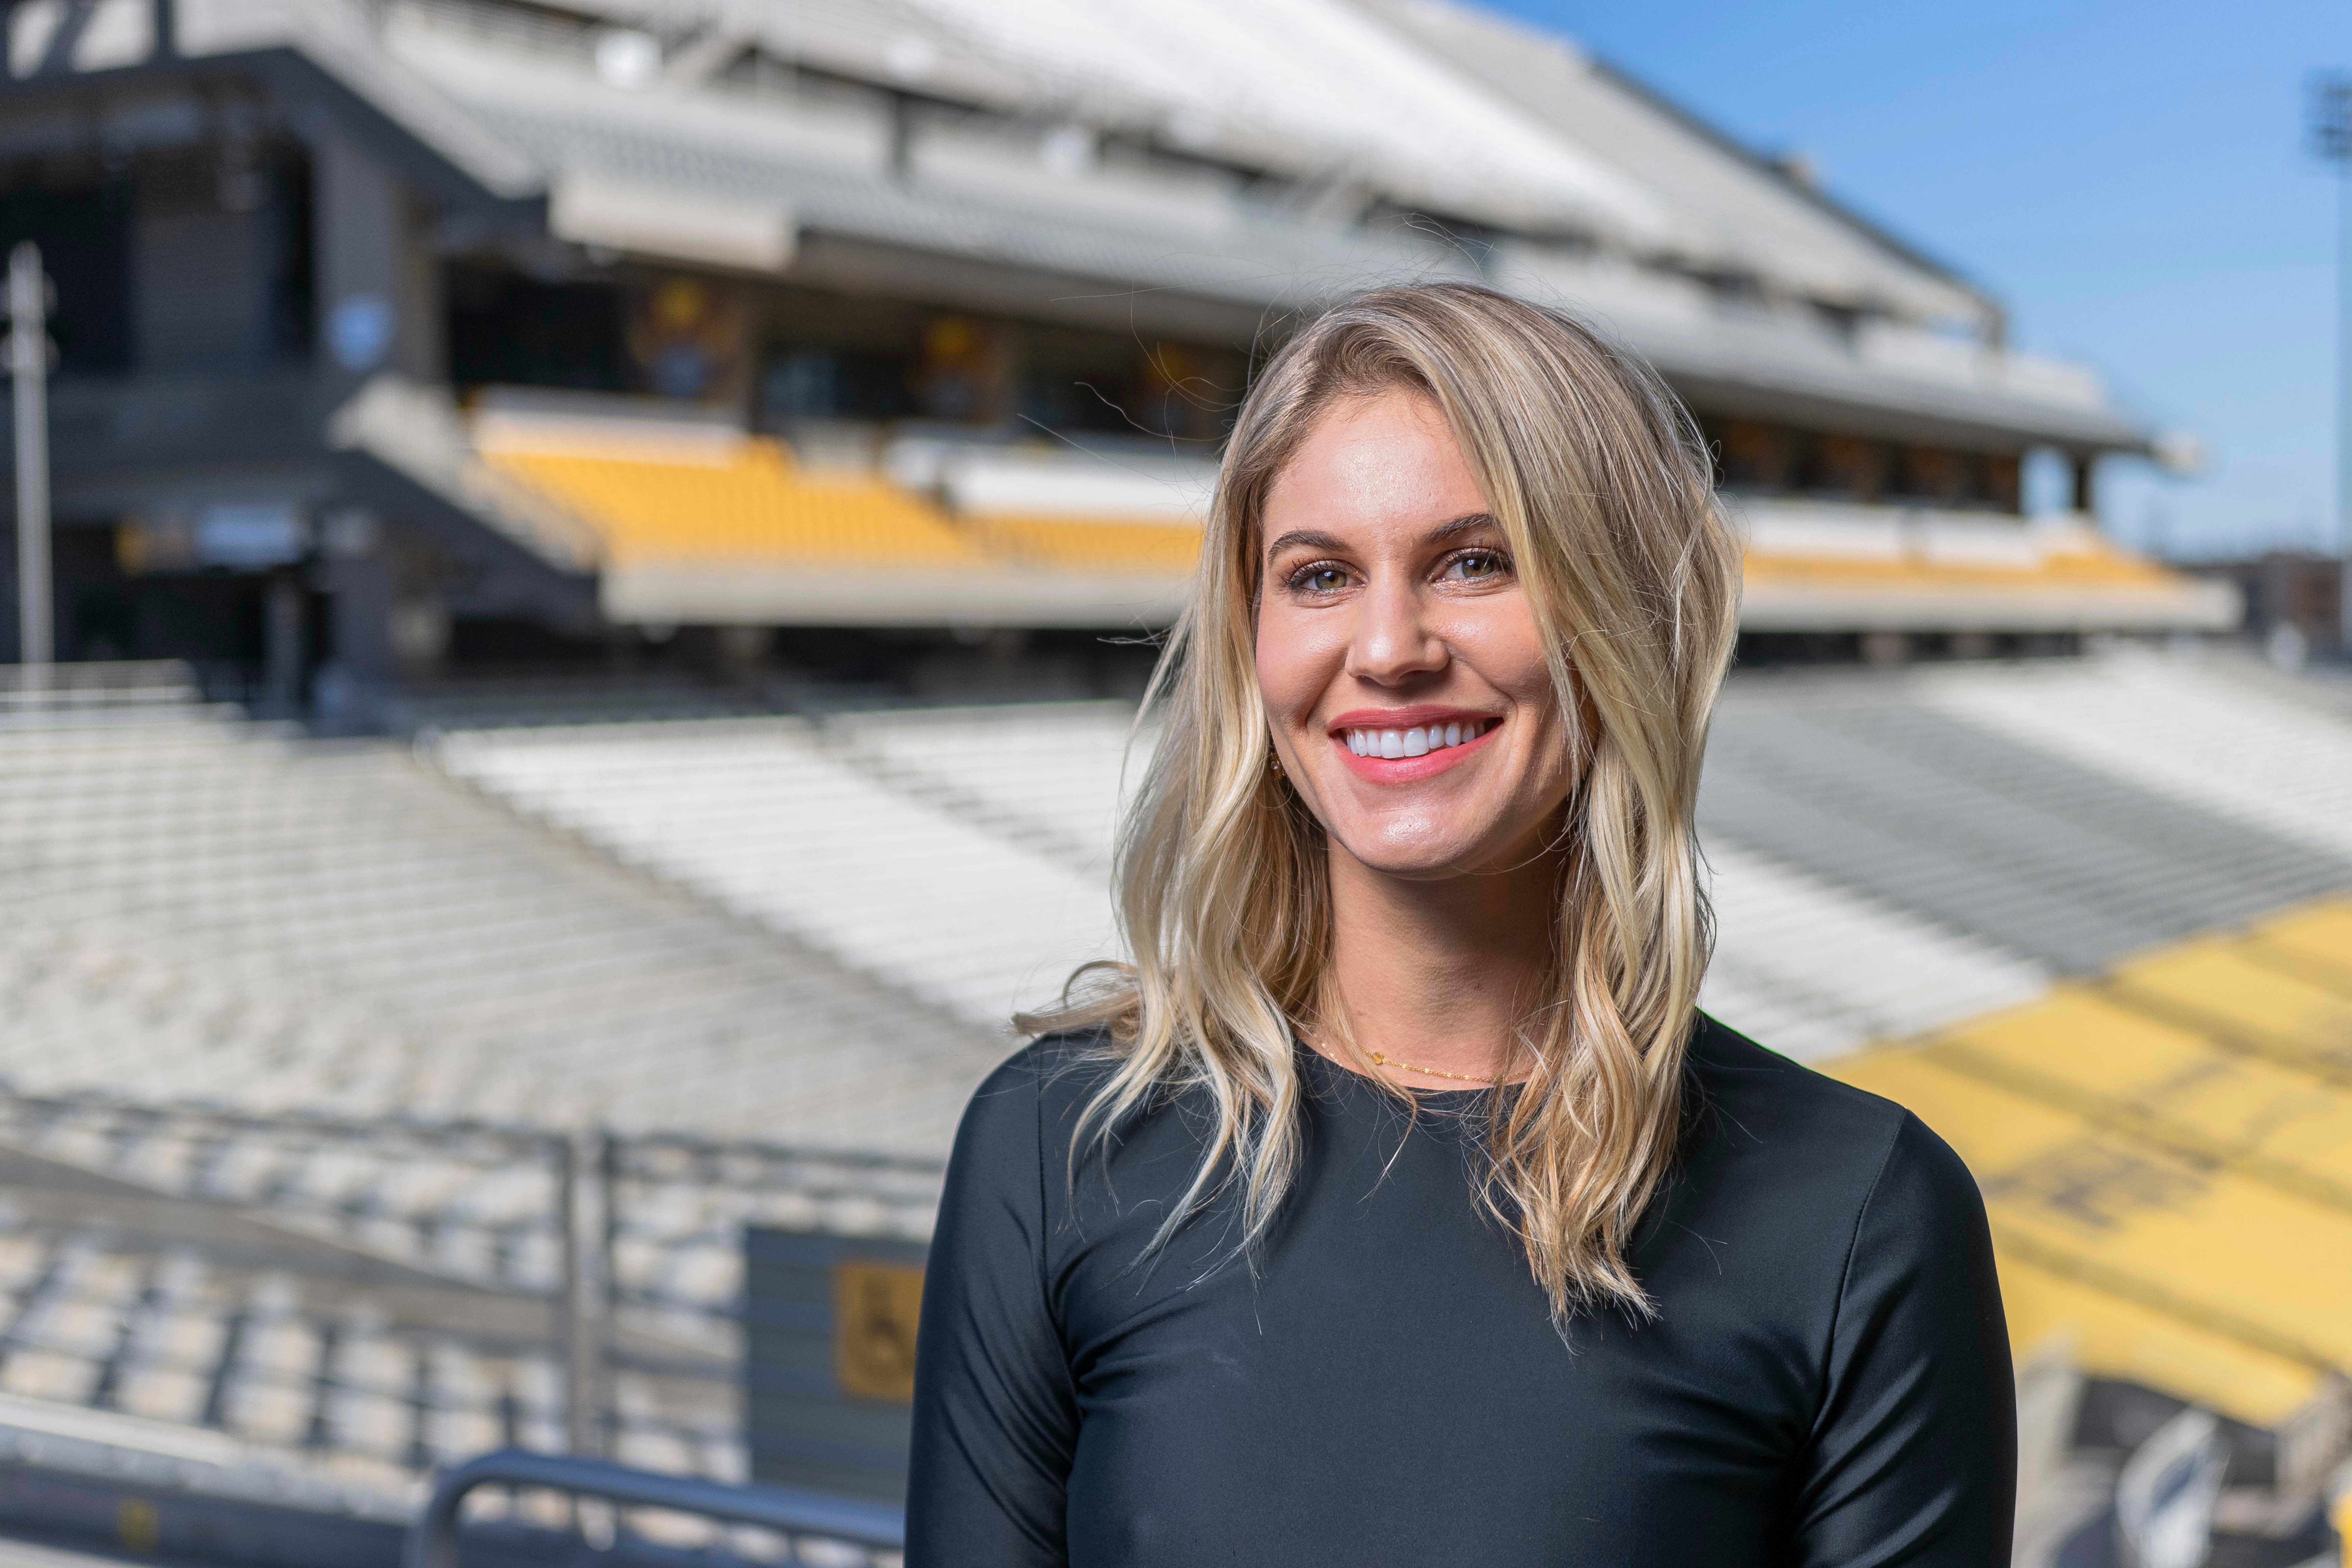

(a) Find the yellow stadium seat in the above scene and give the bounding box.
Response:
[1828,1051,2352,1374]
[1920,987,2352,1215]
[477,435,1219,595]
[2105,938,2352,1084]
[960,516,1204,576]
[1813,904,2352,1446]
[479,426,2220,622]
[1740,550,2177,591]
[2246,898,2352,991]
[481,439,990,569]
[1998,1250,2322,1430]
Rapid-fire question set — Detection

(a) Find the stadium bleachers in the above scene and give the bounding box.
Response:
[824,700,1146,872]
[1917,646,2352,861]
[0,692,987,1498]
[0,705,1002,1149]
[1701,668,2352,974]
[0,1221,558,1499]
[1695,839,2051,1061]
[5,646,2352,1558]
[434,714,1125,1025]
[0,1122,935,1494]
[430,650,2352,1064]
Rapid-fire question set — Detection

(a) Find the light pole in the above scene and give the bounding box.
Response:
[2311,74,2352,653]
[7,241,49,673]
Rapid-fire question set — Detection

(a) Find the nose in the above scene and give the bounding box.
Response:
[1344,573,1446,688]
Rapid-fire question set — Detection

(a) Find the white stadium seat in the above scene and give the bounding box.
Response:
[1918,646,2352,862]
[437,718,1122,1026]
[1702,839,2052,1061]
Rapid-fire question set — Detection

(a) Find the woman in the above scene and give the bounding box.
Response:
[909,285,2011,1565]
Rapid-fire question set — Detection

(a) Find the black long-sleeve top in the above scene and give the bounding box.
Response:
[908,1016,2013,1566]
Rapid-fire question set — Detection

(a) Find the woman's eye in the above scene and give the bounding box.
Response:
[1444,551,1509,582]
[1292,565,1352,593]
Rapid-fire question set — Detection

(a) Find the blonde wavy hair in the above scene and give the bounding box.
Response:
[1026,283,1742,1324]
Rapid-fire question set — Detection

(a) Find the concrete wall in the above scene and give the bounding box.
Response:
[130,148,305,373]
[312,133,442,388]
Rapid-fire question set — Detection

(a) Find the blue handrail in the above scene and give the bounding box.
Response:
[406,1448,905,1568]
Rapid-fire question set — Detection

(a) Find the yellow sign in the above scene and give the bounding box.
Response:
[117,1497,160,1554]
[834,1259,925,1403]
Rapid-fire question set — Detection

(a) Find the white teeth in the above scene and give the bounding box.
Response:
[1341,719,1492,758]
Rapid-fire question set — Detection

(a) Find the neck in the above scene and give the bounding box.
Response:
[1319,834,1563,1086]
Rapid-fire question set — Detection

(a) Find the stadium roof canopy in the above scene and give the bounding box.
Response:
[0,0,2231,642]
[0,0,2150,456]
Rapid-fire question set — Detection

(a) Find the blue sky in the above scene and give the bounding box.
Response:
[1489,0,2349,560]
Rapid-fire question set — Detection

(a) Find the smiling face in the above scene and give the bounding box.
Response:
[1255,387,1579,881]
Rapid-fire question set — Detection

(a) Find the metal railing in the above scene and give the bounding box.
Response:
[408,1448,904,1568]
[0,659,200,709]
[0,1089,943,1466]
[587,1131,942,1456]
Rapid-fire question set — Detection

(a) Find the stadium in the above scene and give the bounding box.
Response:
[0,1,2339,1565]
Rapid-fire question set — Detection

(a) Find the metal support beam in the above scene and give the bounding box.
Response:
[264,572,307,712]
[596,1129,621,1459]
[2338,162,2352,650]
[2309,74,2352,651]
[553,1134,590,1457]
[9,243,51,673]
[554,1129,607,1460]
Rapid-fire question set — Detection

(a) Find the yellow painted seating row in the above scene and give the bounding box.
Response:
[1826,897,2352,1434]
[476,430,2226,603]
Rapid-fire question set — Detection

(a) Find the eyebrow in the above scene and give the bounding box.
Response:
[1263,512,1499,561]
[1426,511,1499,543]
[1263,528,1348,558]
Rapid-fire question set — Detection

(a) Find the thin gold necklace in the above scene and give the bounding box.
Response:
[1303,1031,1510,1087]
[1365,1050,1502,1086]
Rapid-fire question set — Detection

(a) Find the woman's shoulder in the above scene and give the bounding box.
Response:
[981,1026,1126,1101]
[1679,1013,1978,1225]
[950,1027,1128,1161]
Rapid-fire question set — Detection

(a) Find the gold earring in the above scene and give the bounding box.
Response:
[1270,753,1283,777]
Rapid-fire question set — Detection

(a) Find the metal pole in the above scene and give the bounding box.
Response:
[597,1128,621,1459]
[2313,75,2352,653]
[9,242,50,673]
[553,1132,592,1457]
[2339,165,2352,652]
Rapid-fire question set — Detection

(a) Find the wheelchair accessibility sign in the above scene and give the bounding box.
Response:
[834,1258,925,1403]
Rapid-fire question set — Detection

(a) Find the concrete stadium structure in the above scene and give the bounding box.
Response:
[0,0,2229,715]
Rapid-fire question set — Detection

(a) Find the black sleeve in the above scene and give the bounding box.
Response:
[907,1056,1078,1567]
[1791,1112,2016,1567]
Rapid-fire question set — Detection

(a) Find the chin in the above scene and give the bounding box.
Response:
[1330,829,1497,881]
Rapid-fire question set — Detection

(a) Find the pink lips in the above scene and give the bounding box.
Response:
[1327,708,1503,784]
